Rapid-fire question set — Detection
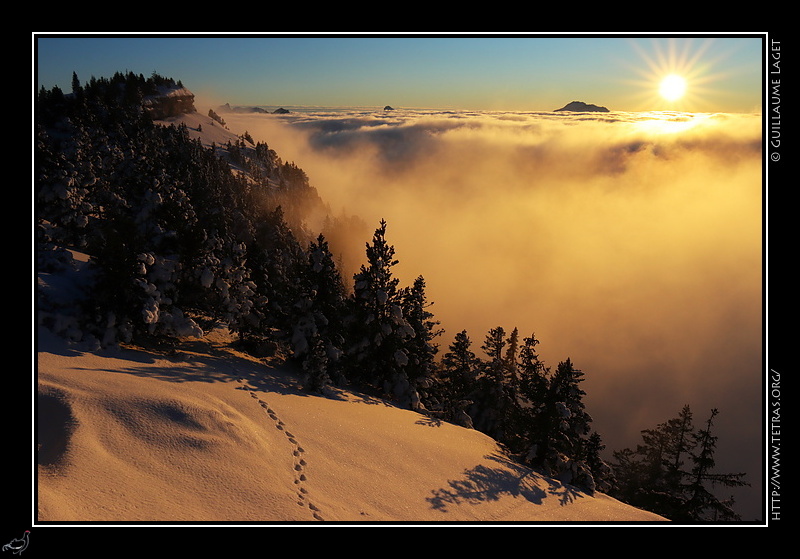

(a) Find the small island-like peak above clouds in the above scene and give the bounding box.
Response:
[554,101,610,112]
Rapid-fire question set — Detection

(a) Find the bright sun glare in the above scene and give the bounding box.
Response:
[659,74,687,102]
[624,38,725,112]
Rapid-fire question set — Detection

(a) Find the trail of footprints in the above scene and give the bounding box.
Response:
[237,378,324,521]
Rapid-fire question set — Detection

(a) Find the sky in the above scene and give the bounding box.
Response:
[34,33,764,113]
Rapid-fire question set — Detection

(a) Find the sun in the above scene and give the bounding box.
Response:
[659,74,687,102]
[621,37,724,112]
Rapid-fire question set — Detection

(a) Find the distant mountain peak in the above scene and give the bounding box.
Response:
[554,101,609,113]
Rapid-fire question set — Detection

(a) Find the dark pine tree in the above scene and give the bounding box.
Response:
[399,275,443,410]
[296,233,349,392]
[610,405,749,521]
[436,330,480,428]
[249,206,307,342]
[345,219,416,402]
[469,326,521,443]
[525,358,595,488]
[583,431,614,494]
[683,408,749,521]
[513,333,550,456]
[610,408,692,517]
[468,326,505,439]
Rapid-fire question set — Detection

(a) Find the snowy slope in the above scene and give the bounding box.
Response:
[159,109,236,150]
[36,249,667,524]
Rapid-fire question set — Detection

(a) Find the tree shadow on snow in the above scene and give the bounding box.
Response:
[426,452,585,514]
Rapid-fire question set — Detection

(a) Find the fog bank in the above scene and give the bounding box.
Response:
[215,106,763,520]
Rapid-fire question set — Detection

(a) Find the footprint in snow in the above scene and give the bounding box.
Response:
[236,375,323,521]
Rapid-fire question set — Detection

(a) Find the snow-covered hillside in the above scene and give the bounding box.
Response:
[159,108,237,150]
[36,246,666,524]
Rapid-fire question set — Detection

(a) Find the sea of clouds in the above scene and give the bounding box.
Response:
[217,105,763,519]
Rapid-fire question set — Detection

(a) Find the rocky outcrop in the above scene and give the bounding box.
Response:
[217,104,290,114]
[143,86,196,119]
[554,101,609,113]
[219,103,269,114]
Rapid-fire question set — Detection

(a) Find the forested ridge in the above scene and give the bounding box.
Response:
[35,71,748,521]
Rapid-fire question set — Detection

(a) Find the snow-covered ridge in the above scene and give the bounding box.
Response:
[142,85,196,119]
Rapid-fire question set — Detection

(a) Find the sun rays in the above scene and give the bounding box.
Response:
[621,37,731,113]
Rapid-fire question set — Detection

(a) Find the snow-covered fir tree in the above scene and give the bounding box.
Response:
[247,206,308,343]
[508,333,549,453]
[526,358,594,487]
[399,275,443,410]
[294,234,349,392]
[435,329,480,428]
[469,326,519,442]
[583,431,615,494]
[345,219,417,404]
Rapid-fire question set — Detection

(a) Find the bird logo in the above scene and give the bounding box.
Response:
[2,531,29,555]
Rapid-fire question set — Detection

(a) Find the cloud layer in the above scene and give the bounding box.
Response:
[218,106,763,519]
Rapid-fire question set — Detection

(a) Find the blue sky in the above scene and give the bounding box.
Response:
[35,33,764,112]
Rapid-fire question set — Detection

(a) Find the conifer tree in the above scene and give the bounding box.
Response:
[470,326,521,442]
[517,333,548,406]
[610,410,689,516]
[302,336,333,394]
[196,232,260,340]
[306,233,348,342]
[683,408,749,521]
[513,333,550,455]
[468,326,505,437]
[295,233,349,390]
[548,358,592,454]
[499,327,523,441]
[662,405,695,493]
[584,431,615,494]
[439,330,480,418]
[610,405,749,521]
[346,220,416,400]
[437,330,480,427]
[252,206,307,339]
[399,275,443,409]
[504,327,520,387]
[523,358,595,488]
